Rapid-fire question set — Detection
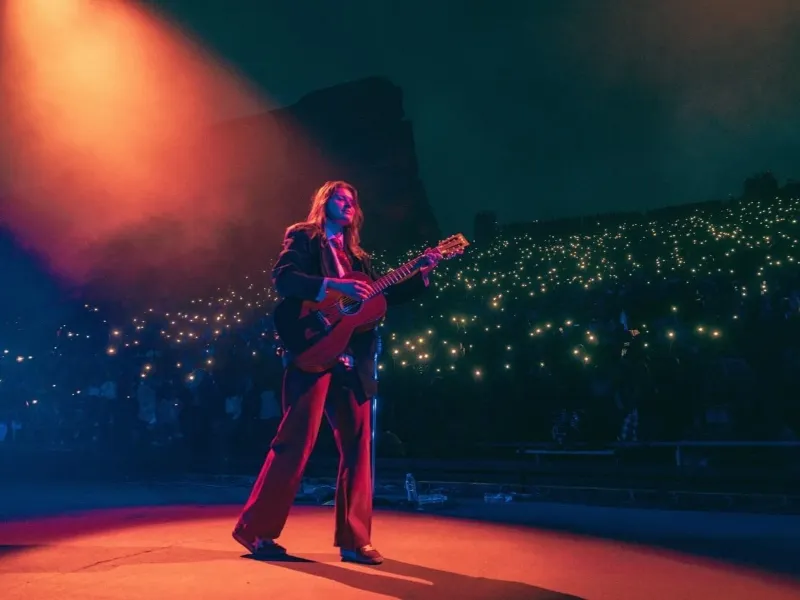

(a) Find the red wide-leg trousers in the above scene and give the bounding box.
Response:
[234,364,373,549]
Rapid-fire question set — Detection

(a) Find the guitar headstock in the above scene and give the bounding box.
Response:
[436,233,470,259]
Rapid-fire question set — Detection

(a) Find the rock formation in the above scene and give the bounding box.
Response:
[209,77,441,261]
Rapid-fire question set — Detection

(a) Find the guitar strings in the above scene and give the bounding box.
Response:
[329,238,464,312]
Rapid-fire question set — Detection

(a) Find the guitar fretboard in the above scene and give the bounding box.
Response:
[370,257,422,296]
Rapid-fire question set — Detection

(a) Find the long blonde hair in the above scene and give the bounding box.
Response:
[302,180,368,260]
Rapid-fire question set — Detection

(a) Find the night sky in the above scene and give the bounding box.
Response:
[147,0,800,234]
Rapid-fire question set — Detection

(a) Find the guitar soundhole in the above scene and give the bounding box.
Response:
[337,297,362,315]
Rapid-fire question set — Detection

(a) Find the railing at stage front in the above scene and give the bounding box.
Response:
[485,440,800,468]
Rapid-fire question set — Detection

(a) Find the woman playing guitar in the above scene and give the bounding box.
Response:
[232,181,443,565]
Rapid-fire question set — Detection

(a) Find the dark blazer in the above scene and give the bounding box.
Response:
[272,224,428,397]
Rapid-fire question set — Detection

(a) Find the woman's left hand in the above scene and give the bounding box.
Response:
[420,247,443,273]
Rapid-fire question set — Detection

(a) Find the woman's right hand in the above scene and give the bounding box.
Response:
[330,278,373,301]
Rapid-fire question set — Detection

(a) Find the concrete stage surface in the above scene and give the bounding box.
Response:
[0,482,799,599]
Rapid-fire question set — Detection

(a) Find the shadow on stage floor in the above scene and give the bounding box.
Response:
[246,554,585,599]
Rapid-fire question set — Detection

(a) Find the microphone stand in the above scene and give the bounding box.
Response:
[371,330,382,496]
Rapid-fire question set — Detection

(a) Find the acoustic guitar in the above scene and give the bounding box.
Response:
[274,234,469,372]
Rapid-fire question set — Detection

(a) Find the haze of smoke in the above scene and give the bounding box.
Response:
[0,0,278,304]
[570,0,800,126]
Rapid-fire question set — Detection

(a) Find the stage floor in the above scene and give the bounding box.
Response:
[1,503,798,600]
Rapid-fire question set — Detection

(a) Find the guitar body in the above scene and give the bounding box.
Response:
[273,270,388,372]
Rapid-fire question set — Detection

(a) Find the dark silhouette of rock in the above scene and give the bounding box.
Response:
[209,77,441,262]
[743,171,779,200]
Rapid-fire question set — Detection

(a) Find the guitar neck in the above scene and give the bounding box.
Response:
[370,256,424,295]
[366,234,468,297]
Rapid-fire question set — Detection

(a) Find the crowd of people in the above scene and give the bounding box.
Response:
[1,191,798,466]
